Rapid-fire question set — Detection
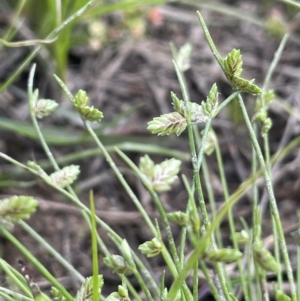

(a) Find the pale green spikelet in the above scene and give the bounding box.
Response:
[264,89,275,103]
[265,12,288,39]
[139,156,181,192]
[175,43,192,72]
[120,239,135,270]
[77,105,103,122]
[203,129,217,155]
[262,117,273,136]
[32,88,39,102]
[254,89,275,119]
[171,92,184,115]
[34,99,59,118]
[189,102,209,123]
[50,165,80,188]
[74,90,103,122]
[171,92,209,123]
[231,75,261,95]
[262,89,275,107]
[223,49,261,95]
[152,158,181,192]
[252,108,267,123]
[201,83,219,117]
[139,155,155,179]
[147,112,187,136]
[75,275,104,301]
[253,240,281,273]
[105,284,130,301]
[231,230,250,246]
[138,237,163,257]
[167,211,190,227]
[224,48,243,80]
[0,195,38,225]
[205,248,243,263]
[74,89,89,106]
[103,255,133,276]
[275,289,291,301]
[51,287,67,301]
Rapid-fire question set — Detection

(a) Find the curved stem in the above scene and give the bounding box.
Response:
[238,94,296,301]
[173,58,231,300]
[0,226,74,301]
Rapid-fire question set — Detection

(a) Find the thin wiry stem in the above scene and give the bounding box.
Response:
[238,94,296,301]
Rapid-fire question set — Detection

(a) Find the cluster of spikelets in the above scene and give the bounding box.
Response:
[0,13,292,301]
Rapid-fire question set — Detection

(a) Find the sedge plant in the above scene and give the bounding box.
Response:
[0,9,299,301]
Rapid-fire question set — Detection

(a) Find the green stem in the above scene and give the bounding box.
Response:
[151,191,180,265]
[197,11,225,71]
[1,150,160,298]
[251,124,261,301]
[173,60,210,228]
[115,148,192,300]
[125,280,143,301]
[109,235,155,301]
[0,288,32,301]
[261,33,289,97]
[0,259,31,297]
[297,212,300,301]
[131,269,155,301]
[92,128,300,300]
[0,226,74,301]
[212,91,240,117]
[192,262,198,301]
[19,221,85,282]
[168,146,280,300]
[83,126,163,297]
[35,144,189,168]
[173,56,231,300]
[238,94,296,301]
[200,261,222,301]
[150,192,192,300]
[0,0,97,92]
[202,158,222,247]
[261,33,289,292]
[54,75,162,296]
[85,122,157,234]
[215,135,252,299]
[90,191,99,301]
